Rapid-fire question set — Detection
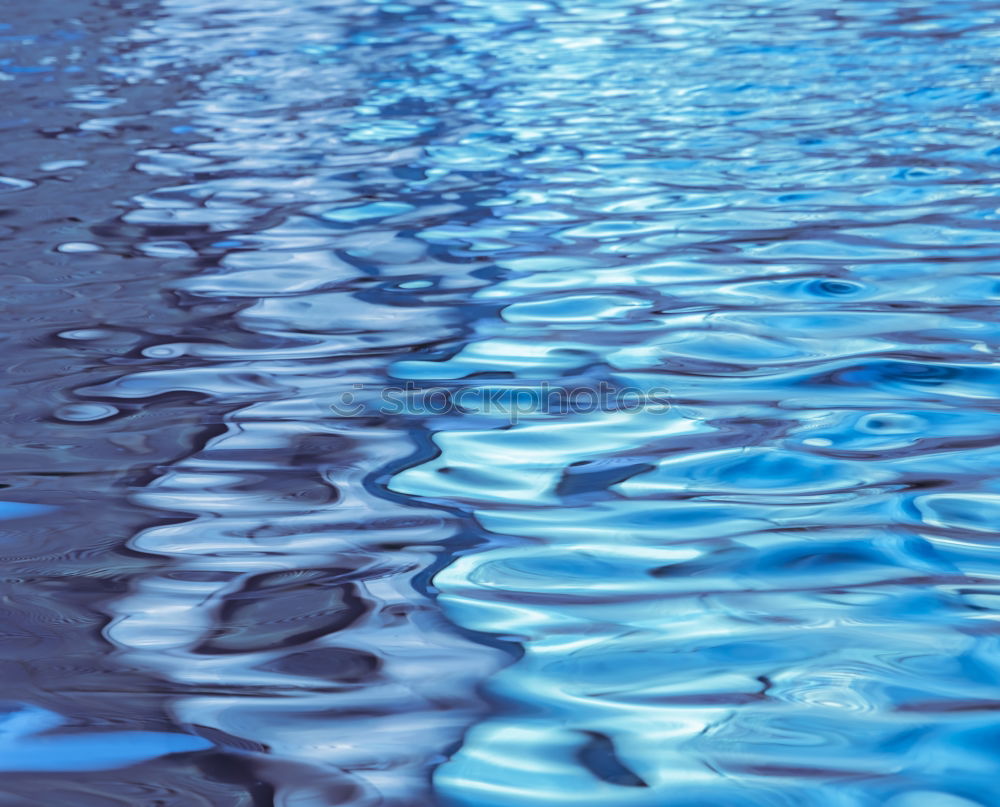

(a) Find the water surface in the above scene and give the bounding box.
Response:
[3,1,1000,805]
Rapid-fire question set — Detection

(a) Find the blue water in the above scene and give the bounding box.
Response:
[4,0,1000,804]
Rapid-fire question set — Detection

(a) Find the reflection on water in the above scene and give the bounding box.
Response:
[5,0,1000,804]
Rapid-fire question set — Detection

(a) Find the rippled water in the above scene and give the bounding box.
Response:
[5,0,1000,804]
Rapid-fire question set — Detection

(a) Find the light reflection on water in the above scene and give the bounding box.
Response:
[4,0,1000,805]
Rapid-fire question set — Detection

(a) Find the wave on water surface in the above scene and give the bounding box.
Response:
[4,0,1000,806]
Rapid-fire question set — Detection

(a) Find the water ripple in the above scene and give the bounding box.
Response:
[5,0,1000,805]
[379,1,1000,805]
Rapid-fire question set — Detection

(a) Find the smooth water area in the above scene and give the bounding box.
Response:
[4,0,1000,805]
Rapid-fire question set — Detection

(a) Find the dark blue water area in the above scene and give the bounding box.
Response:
[4,1,1000,805]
